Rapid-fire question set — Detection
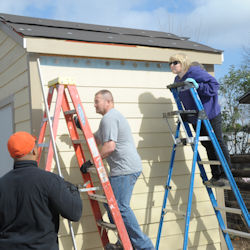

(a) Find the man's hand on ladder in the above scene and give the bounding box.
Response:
[74,116,82,130]
[80,160,94,173]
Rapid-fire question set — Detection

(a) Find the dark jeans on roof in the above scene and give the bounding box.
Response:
[192,113,231,179]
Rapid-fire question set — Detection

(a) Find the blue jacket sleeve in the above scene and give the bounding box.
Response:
[192,68,220,97]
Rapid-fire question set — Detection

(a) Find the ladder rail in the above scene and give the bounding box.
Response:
[60,86,110,246]
[189,87,250,227]
[67,84,133,250]
[45,85,65,172]
[37,59,62,176]
[182,113,234,249]
[173,87,234,249]
[156,85,237,249]
[37,87,54,164]
[156,122,181,249]
[37,59,77,250]
[60,89,86,165]
[183,119,201,250]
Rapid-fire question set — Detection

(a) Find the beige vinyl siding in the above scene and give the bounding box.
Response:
[0,30,30,132]
[36,56,219,250]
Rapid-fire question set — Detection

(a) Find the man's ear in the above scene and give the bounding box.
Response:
[32,145,38,156]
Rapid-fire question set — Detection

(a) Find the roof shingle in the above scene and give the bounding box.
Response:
[0,13,222,54]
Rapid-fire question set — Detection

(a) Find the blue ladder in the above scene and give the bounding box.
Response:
[156,81,250,250]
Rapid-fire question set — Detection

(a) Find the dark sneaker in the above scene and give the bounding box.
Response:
[204,177,229,187]
[204,177,218,186]
[105,242,123,250]
[213,177,230,187]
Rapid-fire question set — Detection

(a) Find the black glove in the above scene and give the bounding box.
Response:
[64,180,79,193]
[80,160,93,173]
[74,116,82,130]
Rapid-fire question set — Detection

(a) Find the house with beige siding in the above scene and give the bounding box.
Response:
[0,13,226,250]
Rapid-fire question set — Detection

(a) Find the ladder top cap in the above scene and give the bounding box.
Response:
[48,77,76,87]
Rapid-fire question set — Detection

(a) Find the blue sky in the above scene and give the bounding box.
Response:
[1,0,249,80]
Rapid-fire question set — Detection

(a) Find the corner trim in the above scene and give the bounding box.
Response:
[0,22,25,48]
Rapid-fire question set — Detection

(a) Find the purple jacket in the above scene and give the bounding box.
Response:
[175,65,221,123]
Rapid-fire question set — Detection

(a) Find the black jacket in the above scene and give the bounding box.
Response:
[0,160,82,250]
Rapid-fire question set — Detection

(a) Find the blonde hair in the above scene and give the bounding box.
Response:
[169,53,191,72]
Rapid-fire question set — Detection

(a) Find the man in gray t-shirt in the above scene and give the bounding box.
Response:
[95,108,142,176]
[94,90,154,250]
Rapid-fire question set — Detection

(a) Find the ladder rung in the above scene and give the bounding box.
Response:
[72,139,85,144]
[97,220,117,231]
[176,136,211,145]
[167,81,190,89]
[78,187,100,192]
[163,110,197,118]
[86,166,97,174]
[199,136,210,141]
[198,161,221,165]
[38,143,49,148]
[205,183,231,190]
[163,208,185,217]
[64,110,76,115]
[42,116,53,122]
[215,206,242,215]
[223,228,250,239]
[89,194,107,203]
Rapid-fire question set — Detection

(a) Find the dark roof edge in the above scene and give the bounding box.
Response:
[238,91,250,104]
[0,13,180,40]
[0,12,223,55]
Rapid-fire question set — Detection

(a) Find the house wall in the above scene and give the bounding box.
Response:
[0,30,31,172]
[0,30,30,132]
[35,55,221,250]
[0,96,14,177]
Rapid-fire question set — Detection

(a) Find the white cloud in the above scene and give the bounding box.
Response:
[0,0,249,50]
[184,0,250,49]
[0,0,51,14]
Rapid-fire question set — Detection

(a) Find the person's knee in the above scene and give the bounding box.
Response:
[119,204,131,214]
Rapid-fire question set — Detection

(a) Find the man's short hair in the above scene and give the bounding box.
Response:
[95,89,114,102]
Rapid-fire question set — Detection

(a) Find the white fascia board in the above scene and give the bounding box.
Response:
[25,37,223,64]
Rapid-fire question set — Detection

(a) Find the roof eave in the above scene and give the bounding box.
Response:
[24,36,223,64]
[0,21,26,48]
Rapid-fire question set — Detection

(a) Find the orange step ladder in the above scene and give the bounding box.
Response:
[36,60,132,250]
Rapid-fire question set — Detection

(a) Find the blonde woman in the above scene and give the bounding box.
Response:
[169,53,231,187]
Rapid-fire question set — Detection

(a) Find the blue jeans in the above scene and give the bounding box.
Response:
[105,172,155,250]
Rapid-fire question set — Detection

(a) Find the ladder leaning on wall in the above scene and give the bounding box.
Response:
[156,81,250,250]
[36,59,133,250]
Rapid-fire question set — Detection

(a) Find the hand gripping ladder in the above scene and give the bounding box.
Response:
[36,59,132,250]
[156,81,250,250]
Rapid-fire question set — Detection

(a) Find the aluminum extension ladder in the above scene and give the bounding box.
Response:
[36,59,133,250]
[156,81,250,250]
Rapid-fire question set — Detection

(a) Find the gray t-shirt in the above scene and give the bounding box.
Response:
[95,108,142,176]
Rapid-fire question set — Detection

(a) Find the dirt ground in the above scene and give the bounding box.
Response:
[231,237,250,250]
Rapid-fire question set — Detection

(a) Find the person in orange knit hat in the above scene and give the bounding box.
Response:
[7,131,37,158]
[0,131,82,250]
